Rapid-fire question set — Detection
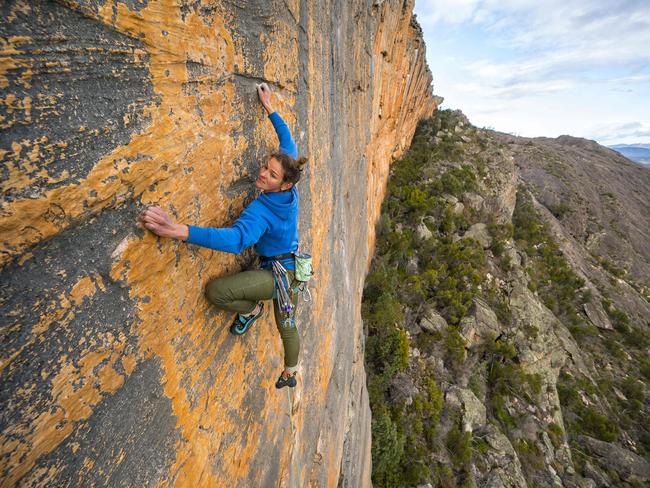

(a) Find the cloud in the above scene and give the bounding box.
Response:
[586,121,650,142]
[415,0,650,83]
[414,0,481,25]
[414,0,650,143]
[453,77,576,99]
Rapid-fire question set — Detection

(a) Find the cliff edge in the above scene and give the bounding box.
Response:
[0,1,436,486]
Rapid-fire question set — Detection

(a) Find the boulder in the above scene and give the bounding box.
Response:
[461,192,485,212]
[423,215,437,226]
[583,300,613,330]
[417,221,433,240]
[389,373,418,406]
[582,461,612,488]
[404,320,422,336]
[473,298,501,333]
[460,298,501,345]
[442,194,459,204]
[464,223,492,249]
[579,435,650,483]
[459,316,477,342]
[504,245,521,267]
[406,256,419,276]
[420,309,447,333]
[446,386,486,432]
[474,424,528,488]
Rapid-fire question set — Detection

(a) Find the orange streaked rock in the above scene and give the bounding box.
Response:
[0,0,435,486]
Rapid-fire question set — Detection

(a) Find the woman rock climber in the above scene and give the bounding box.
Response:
[137,83,307,389]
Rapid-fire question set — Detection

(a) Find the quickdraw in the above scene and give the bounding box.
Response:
[271,260,296,327]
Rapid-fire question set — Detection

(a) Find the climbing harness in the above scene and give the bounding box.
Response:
[265,249,313,326]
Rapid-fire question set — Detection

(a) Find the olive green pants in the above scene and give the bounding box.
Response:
[205,269,300,371]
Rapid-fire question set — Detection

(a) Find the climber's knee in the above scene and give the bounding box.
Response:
[205,278,231,307]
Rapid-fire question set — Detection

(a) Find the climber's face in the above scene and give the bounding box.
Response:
[256,157,292,192]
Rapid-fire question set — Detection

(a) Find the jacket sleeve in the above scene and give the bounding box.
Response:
[268,111,298,159]
[185,202,269,254]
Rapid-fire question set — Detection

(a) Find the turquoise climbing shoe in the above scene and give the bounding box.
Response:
[229,302,264,335]
[275,371,297,389]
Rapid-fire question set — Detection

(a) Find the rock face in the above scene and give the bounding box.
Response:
[0,1,436,486]
[579,435,650,483]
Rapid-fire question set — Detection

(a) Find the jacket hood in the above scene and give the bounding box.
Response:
[257,186,298,219]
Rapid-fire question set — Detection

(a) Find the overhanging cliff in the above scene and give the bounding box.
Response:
[0,0,436,486]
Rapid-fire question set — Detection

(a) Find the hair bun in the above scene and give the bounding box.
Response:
[296,156,308,170]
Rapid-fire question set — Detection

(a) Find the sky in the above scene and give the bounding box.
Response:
[413,0,650,145]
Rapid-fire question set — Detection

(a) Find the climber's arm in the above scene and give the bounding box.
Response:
[185,203,269,253]
[268,111,298,159]
[257,82,298,159]
[138,204,268,254]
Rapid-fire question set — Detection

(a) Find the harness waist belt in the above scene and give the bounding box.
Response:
[260,252,294,262]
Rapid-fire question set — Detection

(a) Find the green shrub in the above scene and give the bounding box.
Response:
[473,436,490,455]
[490,239,505,257]
[549,202,571,219]
[514,439,545,472]
[558,374,619,442]
[604,303,631,334]
[484,336,542,429]
[431,165,477,196]
[580,407,618,442]
[446,422,472,468]
[432,464,456,488]
[371,410,406,487]
[600,258,625,278]
[547,422,565,448]
[444,327,467,371]
[640,358,650,381]
[422,238,487,324]
[366,327,409,378]
[512,188,589,339]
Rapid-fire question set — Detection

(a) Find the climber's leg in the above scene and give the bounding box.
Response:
[205,269,275,314]
[272,270,300,376]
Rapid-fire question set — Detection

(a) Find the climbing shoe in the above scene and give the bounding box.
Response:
[229,302,264,335]
[275,371,297,389]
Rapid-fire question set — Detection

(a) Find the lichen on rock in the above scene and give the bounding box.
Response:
[0,0,436,486]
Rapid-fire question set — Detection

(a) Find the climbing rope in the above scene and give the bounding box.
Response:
[286,386,301,488]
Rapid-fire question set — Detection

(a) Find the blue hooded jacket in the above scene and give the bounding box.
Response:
[185,111,299,269]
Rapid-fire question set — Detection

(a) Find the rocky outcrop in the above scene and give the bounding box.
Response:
[363,110,650,487]
[579,435,650,484]
[474,424,528,487]
[0,1,436,486]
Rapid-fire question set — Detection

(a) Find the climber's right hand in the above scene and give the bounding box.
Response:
[137,206,188,241]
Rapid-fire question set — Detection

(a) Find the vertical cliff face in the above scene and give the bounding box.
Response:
[0,0,435,486]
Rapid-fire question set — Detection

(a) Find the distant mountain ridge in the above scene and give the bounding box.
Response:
[608,143,650,167]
